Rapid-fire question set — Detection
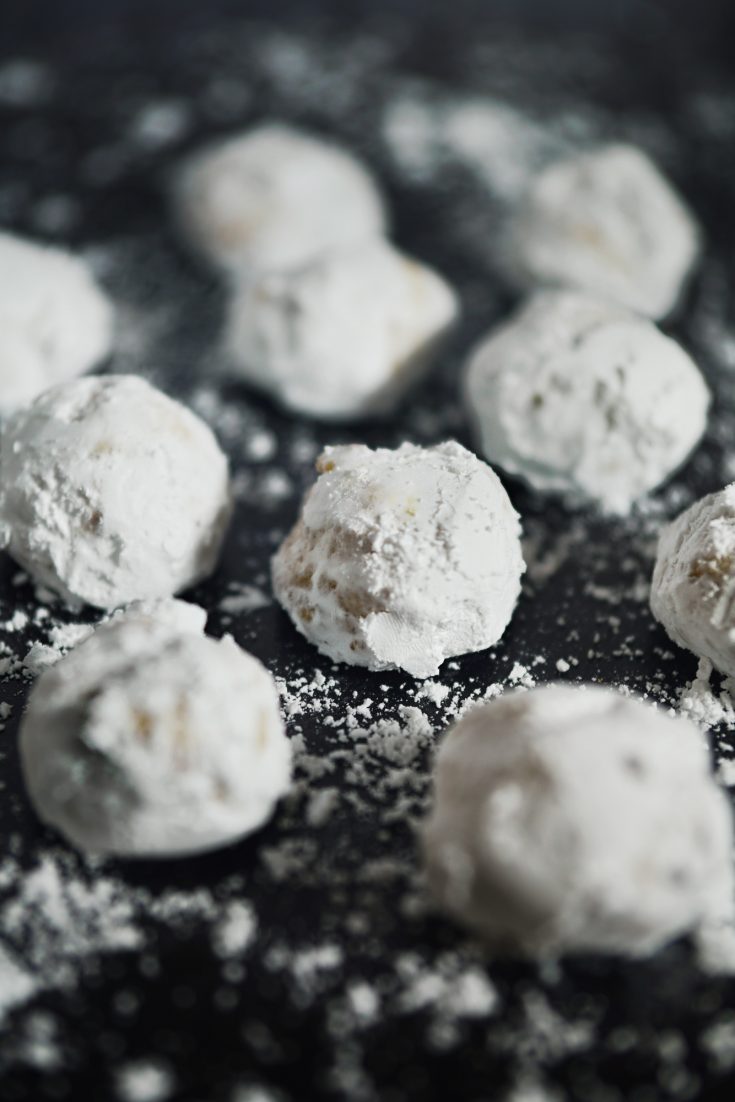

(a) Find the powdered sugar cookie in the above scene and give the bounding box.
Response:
[424,684,733,957]
[272,441,524,678]
[174,123,387,275]
[0,375,232,608]
[226,239,458,420]
[0,232,113,413]
[465,290,709,514]
[20,600,291,856]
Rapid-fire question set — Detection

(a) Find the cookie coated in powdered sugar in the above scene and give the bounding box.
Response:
[0,375,232,609]
[225,238,458,420]
[651,485,735,678]
[0,231,114,414]
[505,143,701,320]
[272,441,525,679]
[465,290,709,515]
[174,122,387,275]
[20,599,292,857]
[424,684,735,958]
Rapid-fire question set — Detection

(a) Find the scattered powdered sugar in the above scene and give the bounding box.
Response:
[0,58,53,107]
[0,847,263,1033]
[0,945,36,1026]
[212,901,258,959]
[383,87,562,201]
[231,1089,283,1102]
[0,13,733,1102]
[127,100,191,151]
[414,680,451,706]
[116,1058,174,1102]
[218,583,272,617]
[503,1074,565,1102]
[680,659,735,730]
[700,1015,735,1073]
[395,951,497,1046]
[23,621,96,674]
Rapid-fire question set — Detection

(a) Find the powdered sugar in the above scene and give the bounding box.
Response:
[0,375,233,609]
[465,291,709,515]
[0,10,732,1101]
[226,238,458,420]
[273,442,524,677]
[424,685,735,959]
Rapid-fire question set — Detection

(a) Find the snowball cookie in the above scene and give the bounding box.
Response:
[0,375,232,609]
[0,232,113,414]
[19,600,292,856]
[465,290,709,515]
[424,684,734,958]
[505,144,700,319]
[174,123,387,275]
[650,484,735,678]
[226,239,458,420]
[272,441,524,678]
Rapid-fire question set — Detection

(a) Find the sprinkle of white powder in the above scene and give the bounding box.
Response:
[0,25,732,1098]
[0,59,52,106]
[701,1016,735,1072]
[509,662,535,689]
[0,945,36,1026]
[679,659,735,730]
[346,983,380,1022]
[219,584,271,616]
[128,101,190,149]
[212,901,257,959]
[415,680,451,706]
[116,1058,174,1102]
[306,787,340,826]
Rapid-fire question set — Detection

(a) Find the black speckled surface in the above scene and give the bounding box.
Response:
[1,3,735,1100]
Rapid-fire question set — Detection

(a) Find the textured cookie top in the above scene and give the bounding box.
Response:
[651,485,735,677]
[466,290,709,514]
[20,600,291,857]
[226,238,458,420]
[0,375,232,608]
[175,122,387,274]
[0,231,113,413]
[425,684,733,957]
[273,441,524,678]
[506,143,700,319]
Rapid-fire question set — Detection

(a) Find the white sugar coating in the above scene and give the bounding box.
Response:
[424,684,734,958]
[505,144,700,320]
[174,123,387,275]
[0,375,232,609]
[106,595,209,634]
[651,485,735,679]
[0,232,113,414]
[19,601,291,856]
[272,441,524,678]
[225,238,458,421]
[465,290,709,515]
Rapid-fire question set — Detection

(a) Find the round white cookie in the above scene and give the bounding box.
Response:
[505,143,700,319]
[651,485,735,678]
[0,375,232,609]
[226,238,458,420]
[20,600,292,857]
[0,232,113,414]
[465,290,709,515]
[272,441,524,678]
[174,123,387,275]
[424,684,734,958]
